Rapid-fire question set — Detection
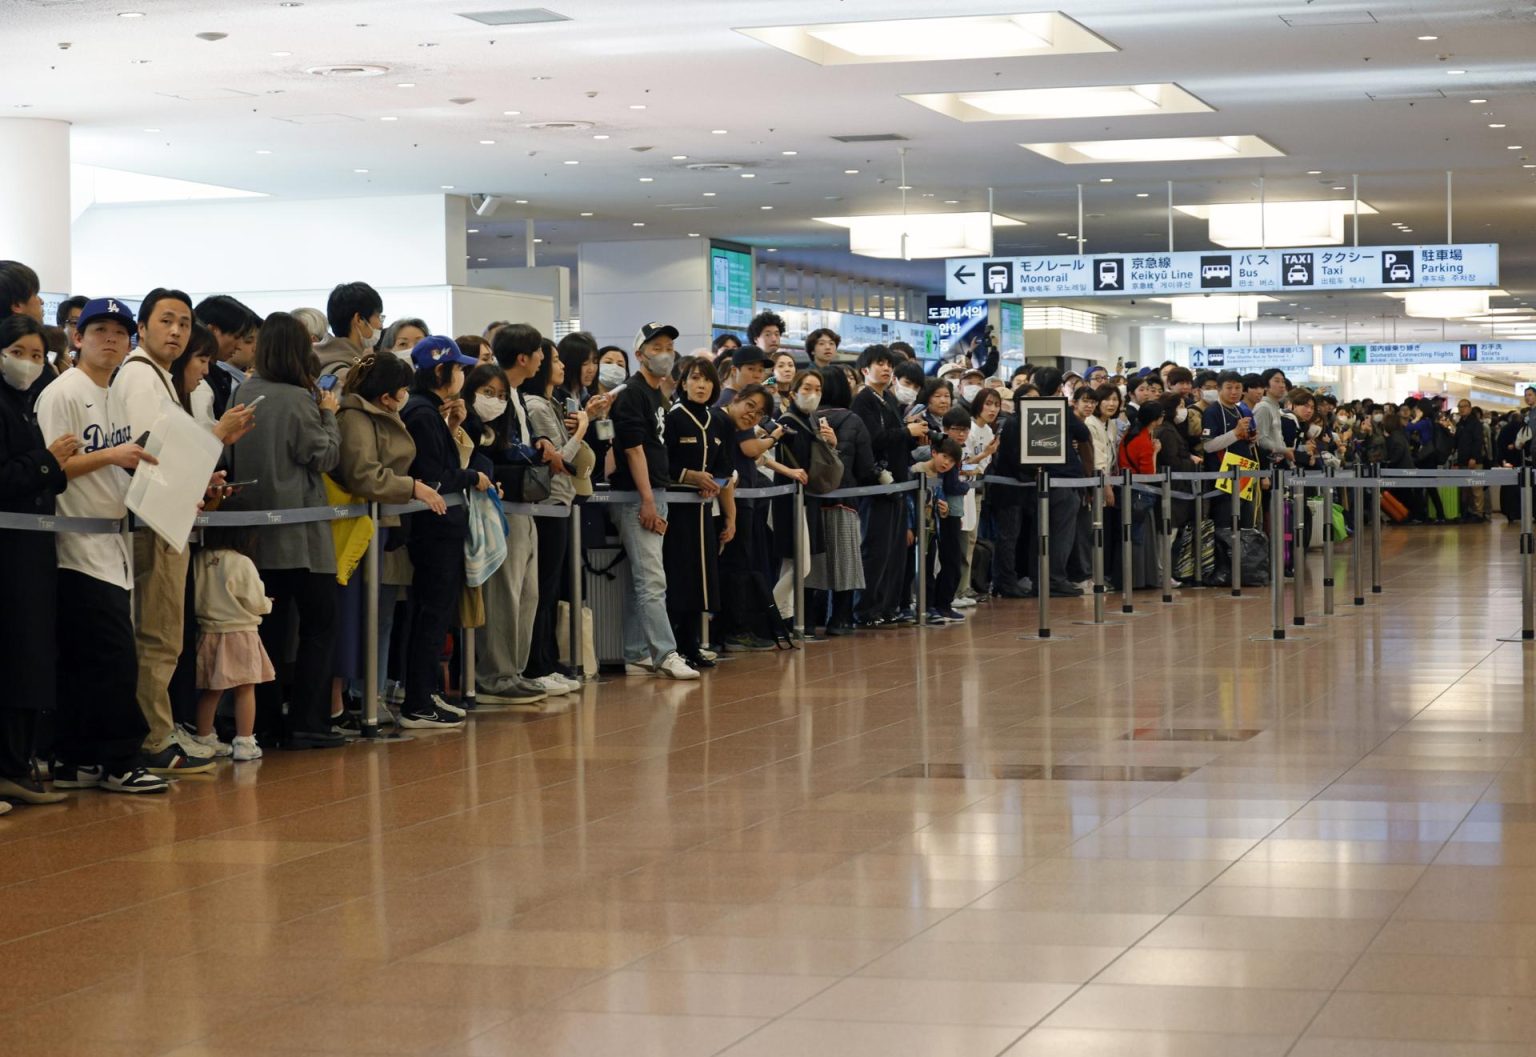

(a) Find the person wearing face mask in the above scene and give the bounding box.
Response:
[957,369,986,409]
[0,312,78,805]
[314,282,386,388]
[398,336,496,725]
[852,345,925,626]
[333,353,445,727]
[596,346,631,394]
[776,370,838,629]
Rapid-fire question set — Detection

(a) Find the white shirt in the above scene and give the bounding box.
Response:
[108,353,181,443]
[190,379,217,428]
[961,422,993,531]
[35,369,134,589]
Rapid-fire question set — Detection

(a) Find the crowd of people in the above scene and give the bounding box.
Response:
[0,256,1525,813]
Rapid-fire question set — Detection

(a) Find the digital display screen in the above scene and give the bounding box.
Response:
[710,245,754,329]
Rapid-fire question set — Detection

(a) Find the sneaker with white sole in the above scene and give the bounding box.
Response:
[50,762,104,789]
[187,732,233,758]
[142,744,216,776]
[431,694,467,718]
[654,652,701,681]
[951,596,978,609]
[398,707,466,730]
[476,684,546,705]
[624,661,655,676]
[231,736,263,762]
[532,674,576,695]
[544,672,583,693]
[102,767,169,795]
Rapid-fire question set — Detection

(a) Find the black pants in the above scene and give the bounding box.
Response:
[857,494,906,621]
[55,571,146,770]
[993,502,1023,591]
[524,516,569,678]
[0,709,36,781]
[926,516,963,611]
[257,569,338,741]
[1046,486,1079,588]
[405,540,463,716]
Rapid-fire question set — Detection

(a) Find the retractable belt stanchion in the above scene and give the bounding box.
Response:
[1291,473,1308,629]
[567,501,585,680]
[1371,464,1384,595]
[1018,469,1059,641]
[361,502,382,738]
[1120,468,1135,615]
[1074,471,1122,628]
[916,473,929,627]
[1352,463,1367,607]
[1161,467,1175,604]
[1261,466,1287,641]
[1228,467,1244,598]
[461,619,476,712]
[1524,466,1535,642]
[792,482,807,639]
[1322,465,1336,617]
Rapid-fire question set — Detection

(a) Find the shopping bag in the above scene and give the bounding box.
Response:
[464,490,510,587]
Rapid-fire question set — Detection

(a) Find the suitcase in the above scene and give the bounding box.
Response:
[1381,490,1410,522]
[581,546,628,667]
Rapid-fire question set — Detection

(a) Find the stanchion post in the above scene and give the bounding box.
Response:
[1036,468,1051,638]
[1120,468,1134,615]
[1269,467,1286,640]
[1371,464,1384,594]
[792,482,807,638]
[1352,465,1366,607]
[461,622,476,712]
[1229,467,1243,597]
[1161,467,1174,604]
[1093,472,1107,623]
[361,502,381,737]
[916,474,929,626]
[1291,473,1307,627]
[567,504,585,679]
[1322,464,1336,616]
[1523,466,1535,640]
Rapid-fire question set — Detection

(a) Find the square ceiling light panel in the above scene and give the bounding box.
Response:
[738,12,1116,65]
[1176,200,1379,247]
[1022,135,1285,163]
[905,83,1212,122]
[813,211,1025,259]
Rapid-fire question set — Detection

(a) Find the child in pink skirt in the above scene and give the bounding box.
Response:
[192,529,275,762]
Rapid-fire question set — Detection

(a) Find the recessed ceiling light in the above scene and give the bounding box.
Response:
[766,247,778,252]
[671,154,687,160]
[380,116,398,122]
[711,129,728,135]
[1510,145,1524,150]
[1332,185,1348,190]
[1099,177,1114,183]
[533,238,543,243]
[1470,98,1488,104]
[255,149,272,155]
[781,150,798,156]
[1418,35,1439,41]
[1057,231,1070,236]
[1525,164,1536,169]
[1490,123,1507,128]
[687,232,700,237]
[741,173,756,178]
[476,257,487,262]
[632,222,645,227]
[441,184,454,189]
[467,228,479,233]
[905,82,1212,122]
[1022,134,1284,163]
[1447,69,1467,75]
[354,168,369,173]
[740,13,1115,65]
[761,205,773,210]
[1306,170,1323,175]
[897,184,913,190]
[514,198,528,203]
[943,199,959,204]
[629,104,646,110]
[396,82,415,88]
[638,177,653,182]
[479,139,495,145]
[502,110,520,116]
[118,11,145,17]
[580,211,593,216]
[844,169,860,174]
[702,192,717,196]
[564,159,578,165]
[592,134,610,140]
[1135,192,1149,197]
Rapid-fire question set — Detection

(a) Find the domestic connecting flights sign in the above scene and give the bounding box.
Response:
[946,244,1499,300]
[1323,340,1536,366]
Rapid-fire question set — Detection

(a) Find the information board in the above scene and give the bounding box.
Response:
[1322,340,1536,366]
[1189,346,1314,370]
[925,297,988,349]
[1016,397,1068,466]
[947,243,1499,300]
[710,245,754,329]
[999,301,1024,358]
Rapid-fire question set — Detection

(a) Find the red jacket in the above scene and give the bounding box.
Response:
[1118,429,1157,475]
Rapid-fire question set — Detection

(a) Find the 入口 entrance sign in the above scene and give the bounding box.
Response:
[1016,397,1068,466]
[947,244,1499,300]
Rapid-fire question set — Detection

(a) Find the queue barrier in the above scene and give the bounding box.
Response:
[2,465,1531,732]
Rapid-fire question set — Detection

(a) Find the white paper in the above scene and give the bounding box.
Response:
[125,407,222,552]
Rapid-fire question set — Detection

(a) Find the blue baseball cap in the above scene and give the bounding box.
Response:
[75,297,138,337]
[409,335,478,370]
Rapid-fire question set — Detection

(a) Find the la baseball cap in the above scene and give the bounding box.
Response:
[75,297,138,337]
[633,321,680,351]
[409,335,478,370]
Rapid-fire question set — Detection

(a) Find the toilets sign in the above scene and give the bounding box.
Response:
[947,243,1499,300]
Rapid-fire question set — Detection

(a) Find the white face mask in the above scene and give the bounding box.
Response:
[1372,413,1384,423]
[794,392,821,415]
[959,384,981,403]
[362,320,381,349]
[1175,404,1188,424]
[474,395,508,422]
[894,382,918,406]
[598,362,627,389]
[1200,389,1219,404]
[1307,423,1322,438]
[1117,384,1128,398]
[0,354,43,392]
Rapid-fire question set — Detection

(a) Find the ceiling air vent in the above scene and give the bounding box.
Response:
[1366,89,1447,101]
[305,64,389,78]
[830,133,908,143]
[1279,10,1378,26]
[457,8,570,26]
[684,161,746,172]
[522,120,593,131]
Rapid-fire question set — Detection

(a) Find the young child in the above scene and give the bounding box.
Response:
[192,528,275,762]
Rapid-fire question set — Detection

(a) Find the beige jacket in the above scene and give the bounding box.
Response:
[194,549,272,633]
[336,393,418,513]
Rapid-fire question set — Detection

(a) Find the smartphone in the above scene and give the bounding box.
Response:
[712,476,730,489]
[564,396,580,414]
[224,479,258,489]
[245,394,266,409]
[317,374,339,391]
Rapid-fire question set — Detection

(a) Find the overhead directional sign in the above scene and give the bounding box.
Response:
[946,243,1499,300]
[1322,340,1536,366]
[1190,346,1314,370]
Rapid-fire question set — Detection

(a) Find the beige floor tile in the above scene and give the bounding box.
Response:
[409,928,677,969]
[1137,914,1382,953]
[1341,952,1536,996]
[1308,992,1536,1042]
[1369,920,1536,959]
[1004,1027,1297,1056]
[774,877,1003,908]
[788,977,1076,1027]
[715,1018,1027,1057]
[918,909,1165,947]
[697,903,952,940]
[457,1010,766,1057]
[550,970,838,1017]
[1177,885,1404,919]
[1289,1039,1536,1056]
[1040,983,1329,1034]
[858,940,1124,983]
[1098,947,1357,990]
[971,881,1200,914]
[1212,861,1427,891]
[628,935,900,976]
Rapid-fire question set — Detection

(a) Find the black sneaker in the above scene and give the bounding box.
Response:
[102,767,169,795]
[398,707,466,730]
[142,744,216,776]
[284,730,347,750]
[51,762,104,789]
[723,633,777,652]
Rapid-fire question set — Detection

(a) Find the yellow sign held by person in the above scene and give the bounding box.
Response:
[1215,451,1261,502]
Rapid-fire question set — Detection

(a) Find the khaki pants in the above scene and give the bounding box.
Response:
[132,529,190,751]
[474,514,538,694]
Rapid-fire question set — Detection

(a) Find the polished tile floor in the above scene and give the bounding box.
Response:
[4,520,1535,1056]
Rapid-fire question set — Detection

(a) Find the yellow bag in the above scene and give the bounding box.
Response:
[1214,451,1261,502]
[323,474,374,586]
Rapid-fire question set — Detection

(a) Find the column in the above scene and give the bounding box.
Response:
[0,119,71,293]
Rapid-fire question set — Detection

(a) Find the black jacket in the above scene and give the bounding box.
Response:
[402,391,482,542]
[1456,417,1486,464]
[851,386,914,483]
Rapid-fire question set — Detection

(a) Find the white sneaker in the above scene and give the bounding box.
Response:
[173,727,216,763]
[231,736,263,762]
[952,596,978,609]
[187,732,232,758]
[654,652,701,681]
[697,647,719,662]
[624,661,655,676]
[431,694,467,718]
[550,672,583,693]
[533,674,576,695]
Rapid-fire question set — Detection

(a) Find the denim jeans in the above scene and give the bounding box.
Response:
[614,499,677,665]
